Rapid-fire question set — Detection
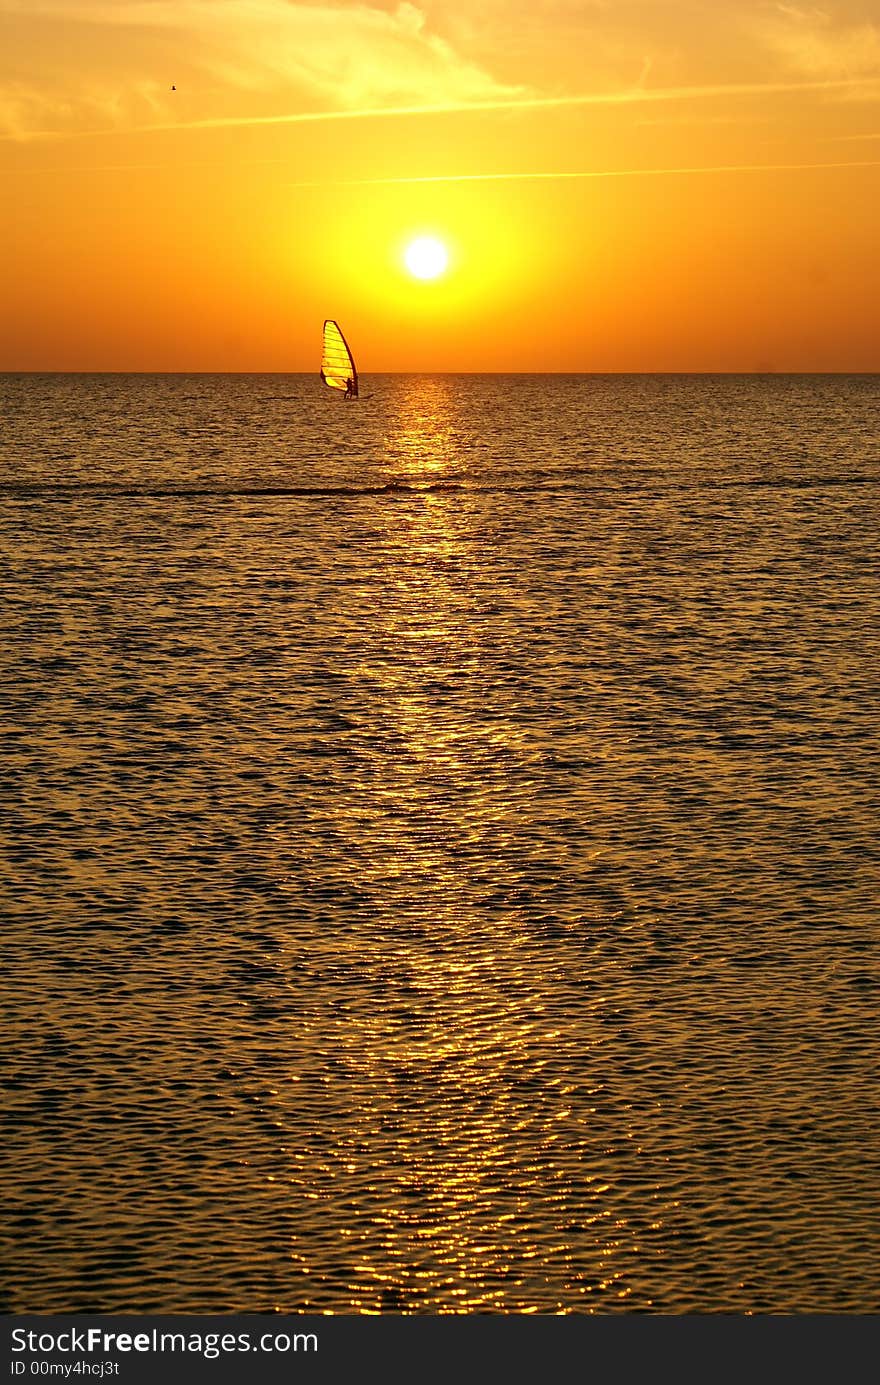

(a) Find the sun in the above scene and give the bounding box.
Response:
[404,236,449,281]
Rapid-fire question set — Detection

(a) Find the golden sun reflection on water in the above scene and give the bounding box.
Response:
[381,376,463,481]
[277,393,649,1310]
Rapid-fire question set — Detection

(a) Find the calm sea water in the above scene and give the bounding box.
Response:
[3,373,878,1313]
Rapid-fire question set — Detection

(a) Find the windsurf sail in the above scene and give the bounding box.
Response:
[320,319,358,398]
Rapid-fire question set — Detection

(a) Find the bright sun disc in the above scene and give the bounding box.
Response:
[404,236,448,280]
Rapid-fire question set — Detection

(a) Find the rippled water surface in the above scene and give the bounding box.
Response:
[3,373,879,1313]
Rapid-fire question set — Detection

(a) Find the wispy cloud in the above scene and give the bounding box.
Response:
[754,3,880,78]
[283,157,880,188]
[8,153,879,183]
[0,0,528,137]
[5,0,880,142]
[5,73,876,143]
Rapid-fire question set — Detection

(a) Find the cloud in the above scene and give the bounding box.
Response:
[284,156,880,188]
[0,0,529,136]
[755,3,880,78]
[3,0,879,142]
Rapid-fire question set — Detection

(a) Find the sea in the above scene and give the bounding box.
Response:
[3,373,878,1314]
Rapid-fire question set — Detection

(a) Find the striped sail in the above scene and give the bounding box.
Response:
[321,319,358,396]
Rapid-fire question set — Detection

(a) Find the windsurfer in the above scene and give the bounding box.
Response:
[344,377,354,399]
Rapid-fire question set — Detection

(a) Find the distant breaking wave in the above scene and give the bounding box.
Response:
[0,474,876,502]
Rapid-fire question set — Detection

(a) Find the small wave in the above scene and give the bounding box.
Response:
[0,473,876,502]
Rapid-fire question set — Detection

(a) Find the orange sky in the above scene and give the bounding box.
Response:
[2,0,879,371]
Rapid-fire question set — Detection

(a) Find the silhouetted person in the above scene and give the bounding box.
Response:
[344,377,354,399]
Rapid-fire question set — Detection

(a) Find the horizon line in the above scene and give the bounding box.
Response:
[4,369,879,377]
